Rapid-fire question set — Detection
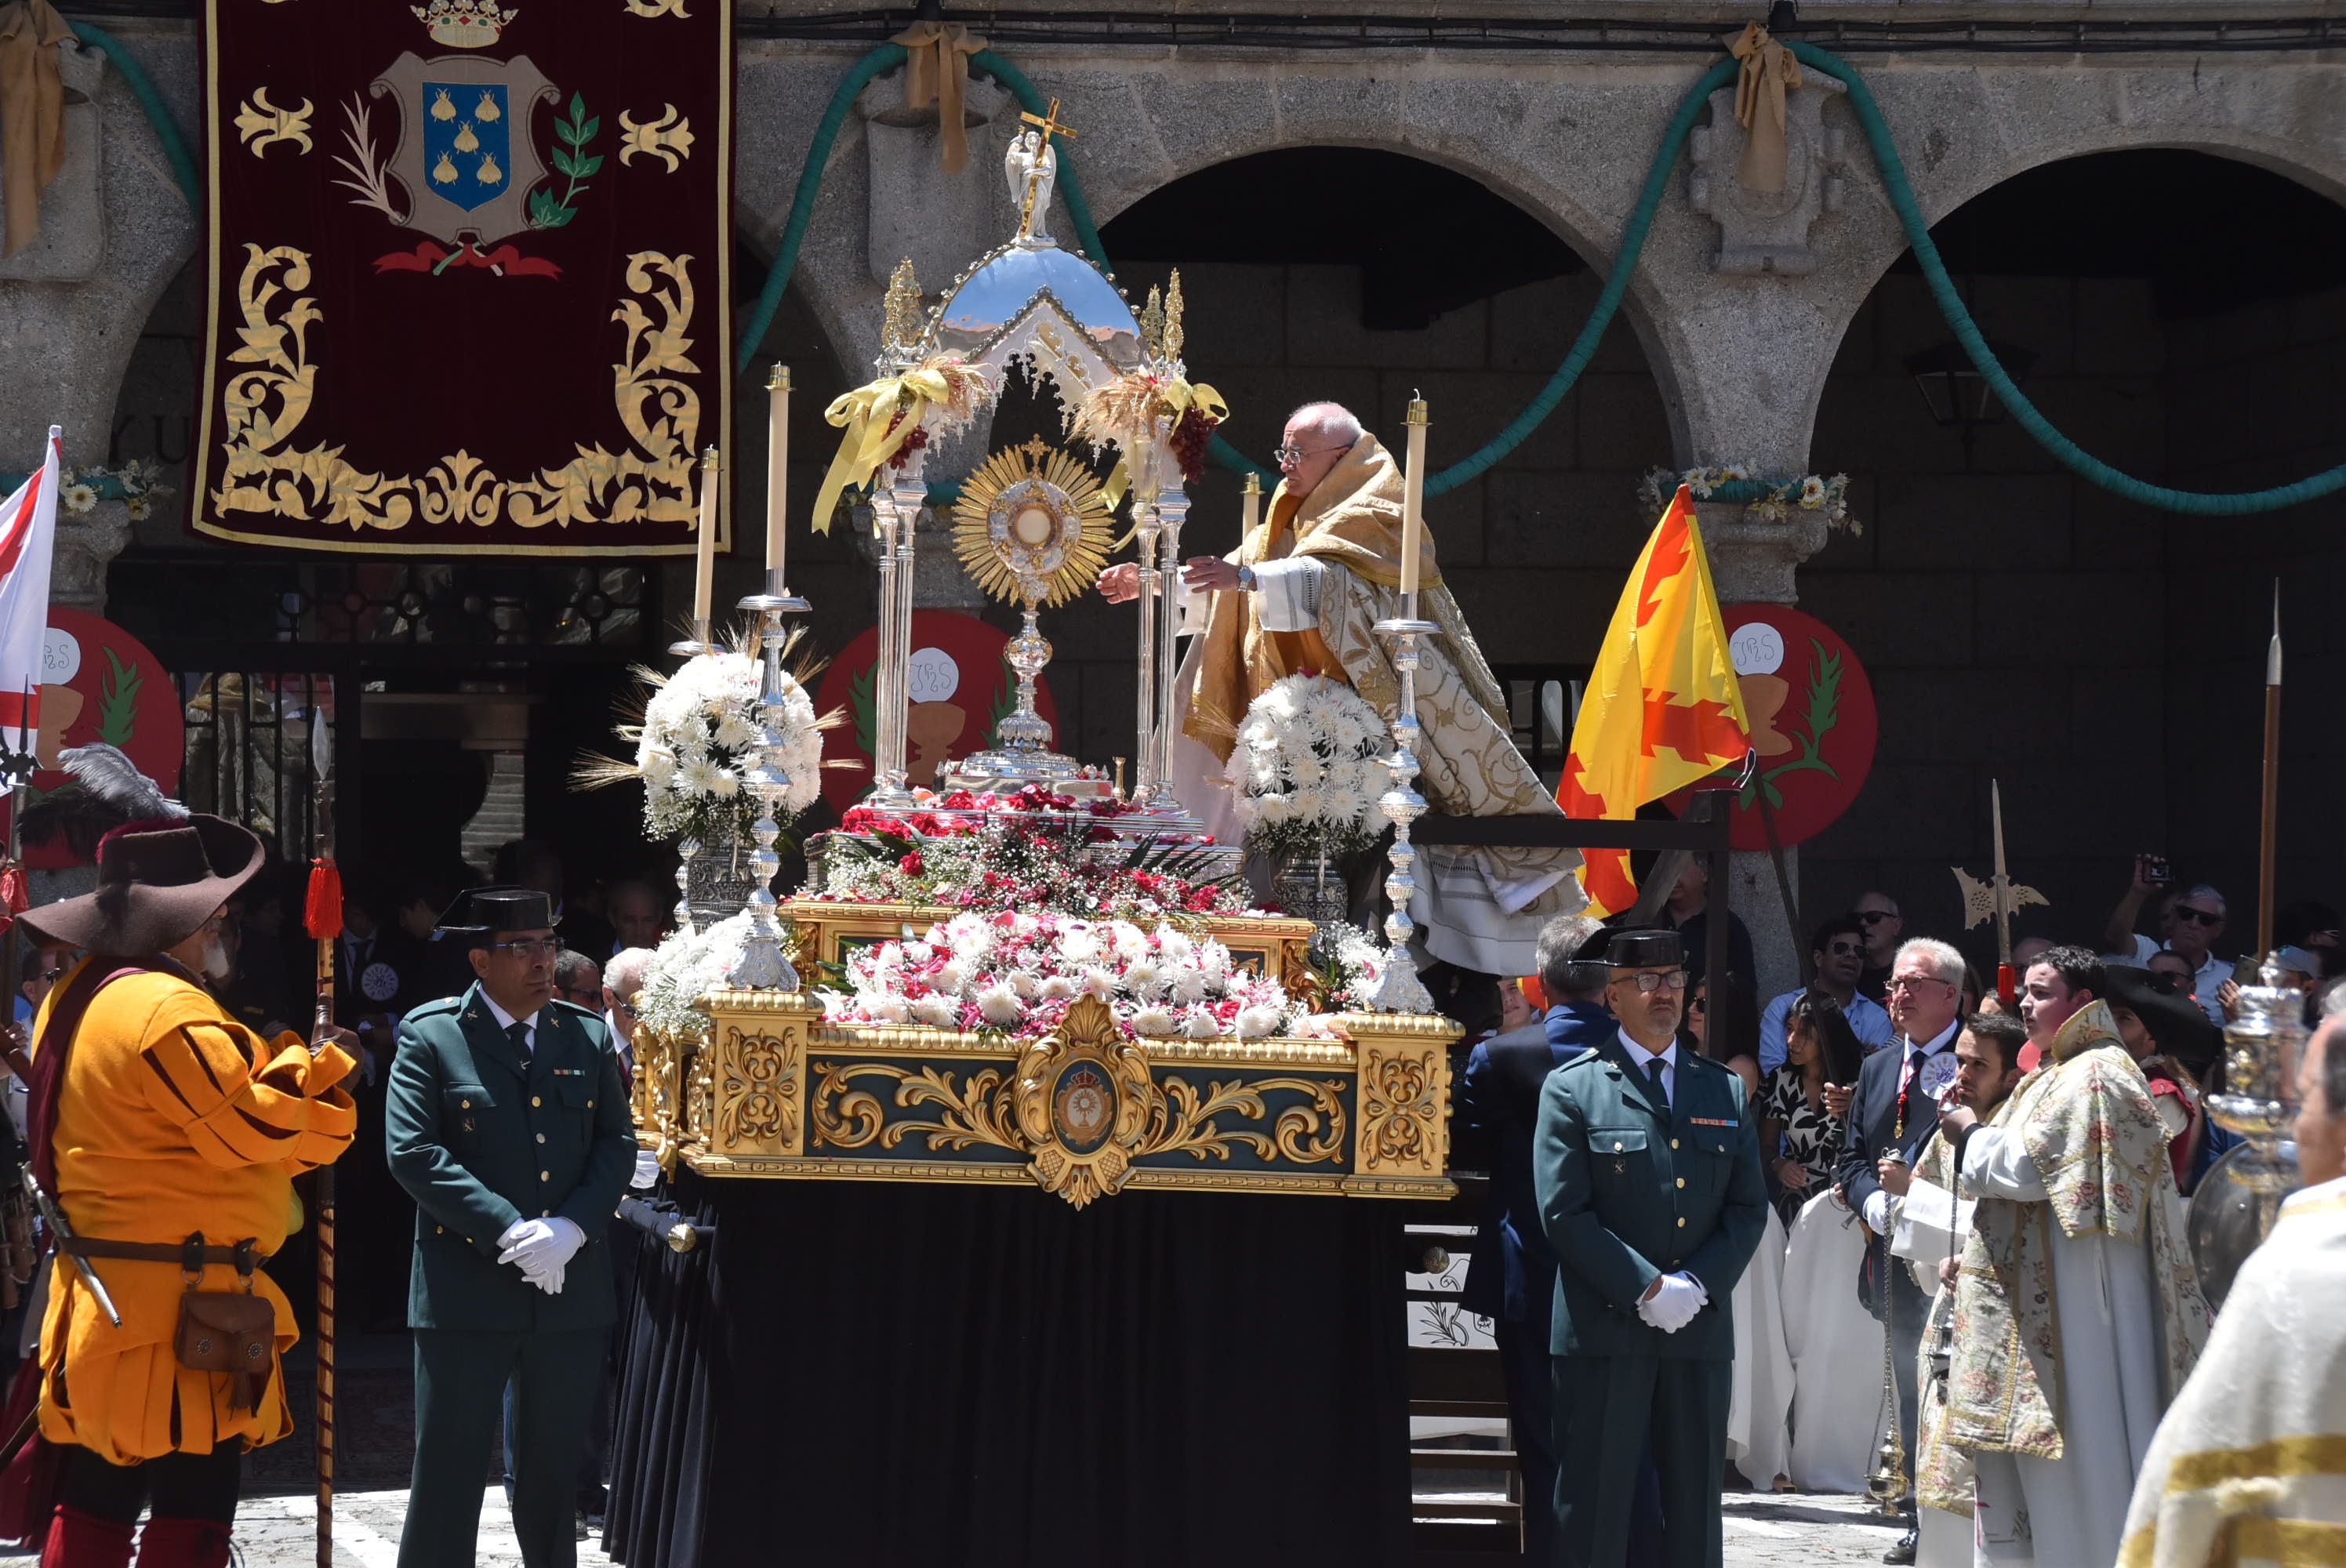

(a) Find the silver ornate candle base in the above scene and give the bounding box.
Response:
[672,837,699,936]
[2188,953,2308,1305]
[667,615,721,659]
[1365,616,1439,1014]
[728,571,812,990]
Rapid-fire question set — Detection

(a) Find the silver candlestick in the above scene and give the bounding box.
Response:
[868,456,925,808]
[728,568,812,989]
[1128,500,1163,808]
[1366,615,1438,1014]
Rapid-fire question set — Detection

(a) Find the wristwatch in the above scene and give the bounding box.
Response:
[1235,563,1257,592]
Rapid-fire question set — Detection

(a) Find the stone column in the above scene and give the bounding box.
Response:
[1693,502,1832,1003]
[0,35,198,615]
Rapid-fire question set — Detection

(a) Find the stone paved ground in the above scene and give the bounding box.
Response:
[0,1486,1899,1565]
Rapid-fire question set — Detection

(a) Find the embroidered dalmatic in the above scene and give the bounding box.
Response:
[2119,1174,2346,1568]
[1946,1002,2213,1566]
[1168,434,1582,975]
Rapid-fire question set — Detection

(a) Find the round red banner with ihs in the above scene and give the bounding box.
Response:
[5,608,185,867]
[814,610,1062,815]
[1669,603,1876,850]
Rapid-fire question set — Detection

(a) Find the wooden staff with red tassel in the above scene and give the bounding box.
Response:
[304,702,341,1568]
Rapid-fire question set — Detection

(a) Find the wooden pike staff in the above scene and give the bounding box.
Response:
[303,702,340,1566]
[2257,583,2281,959]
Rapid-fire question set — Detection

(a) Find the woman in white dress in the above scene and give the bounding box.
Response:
[1779,1185,1888,1492]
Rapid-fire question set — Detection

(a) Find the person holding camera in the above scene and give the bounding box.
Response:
[2104,856,2235,1026]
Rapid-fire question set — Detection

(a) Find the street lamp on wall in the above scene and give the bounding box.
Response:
[1905,339,2038,460]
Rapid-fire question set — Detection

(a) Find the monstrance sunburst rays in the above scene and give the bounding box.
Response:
[951,437,1113,608]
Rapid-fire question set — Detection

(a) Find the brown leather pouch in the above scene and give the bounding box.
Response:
[171,1235,274,1411]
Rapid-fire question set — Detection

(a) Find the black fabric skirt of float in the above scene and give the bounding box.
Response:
[603,1169,1412,1567]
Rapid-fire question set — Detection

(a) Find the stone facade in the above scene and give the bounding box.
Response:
[12,15,2344,993]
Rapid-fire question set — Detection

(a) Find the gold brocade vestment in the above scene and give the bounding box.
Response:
[1176,434,1584,975]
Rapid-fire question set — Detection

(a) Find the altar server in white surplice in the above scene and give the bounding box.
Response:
[1778,1187,1885,1493]
[1934,949,2212,1568]
[2120,1003,2346,1568]
[1727,1201,1793,1491]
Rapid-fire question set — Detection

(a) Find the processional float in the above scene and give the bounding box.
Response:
[626,102,1460,1208]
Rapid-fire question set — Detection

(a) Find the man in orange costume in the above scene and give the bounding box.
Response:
[20,811,358,1566]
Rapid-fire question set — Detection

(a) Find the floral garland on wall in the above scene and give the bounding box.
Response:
[60,461,173,522]
[1638,466,1860,533]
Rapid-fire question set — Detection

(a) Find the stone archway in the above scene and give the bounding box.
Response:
[1793,146,2346,956]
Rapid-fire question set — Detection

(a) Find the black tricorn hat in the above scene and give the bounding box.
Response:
[1604,927,1683,970]
[19,813,264,956]
[2101,964,2222,1073]
[437,886,558,942]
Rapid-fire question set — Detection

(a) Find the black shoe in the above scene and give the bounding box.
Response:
[1882,1528,1917,1565]
[576,1511,591,1542]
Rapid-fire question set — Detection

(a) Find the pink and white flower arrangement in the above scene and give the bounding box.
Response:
[1227,673,1389,859]
[822,909,1299,1041]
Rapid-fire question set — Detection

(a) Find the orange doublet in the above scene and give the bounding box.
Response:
[34,960,357,1463]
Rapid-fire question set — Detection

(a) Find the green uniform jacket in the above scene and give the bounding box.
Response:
[386,985,635,1334]
[1533,1035,1767,1360]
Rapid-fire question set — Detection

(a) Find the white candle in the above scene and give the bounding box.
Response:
[765,365,790,584]
[1400,397,1429,602]
[692,445,719,626]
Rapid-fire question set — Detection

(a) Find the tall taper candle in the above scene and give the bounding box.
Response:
[764,365,790,581]
[1400,396,1429,602]
[692,445,720,625]
[1241,469,1262,534]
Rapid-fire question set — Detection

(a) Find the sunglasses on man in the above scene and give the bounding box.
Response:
[2171,906,2223,927]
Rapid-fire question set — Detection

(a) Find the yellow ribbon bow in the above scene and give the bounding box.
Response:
[1099,378,1226,513]
[812,366,954,533]
[888,20,987,175]
[1725,21,1802,196]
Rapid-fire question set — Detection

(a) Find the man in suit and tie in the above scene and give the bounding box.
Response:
[1459,913,1608,1561]
[1534,928,1768,1567]
[387,887,636,1568]
[1833,935,1967,1566]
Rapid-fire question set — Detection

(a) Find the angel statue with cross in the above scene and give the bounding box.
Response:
[1004,98,1076,245]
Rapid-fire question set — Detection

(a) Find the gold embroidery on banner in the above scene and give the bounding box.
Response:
[235,90,315,155]
[622,0,691,15]
[618,105,695,170]
[209,245,700,537]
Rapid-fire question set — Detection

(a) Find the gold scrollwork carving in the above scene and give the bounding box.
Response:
[682,1036,714,1149]
[208,245,701,539]
[1358,1046,1444,1174]
[808,1061,1026,1158]
[714,1023,801,1156]
[235,89,314,156]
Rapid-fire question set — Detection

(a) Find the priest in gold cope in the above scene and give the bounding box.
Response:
[1098,400,1583,978]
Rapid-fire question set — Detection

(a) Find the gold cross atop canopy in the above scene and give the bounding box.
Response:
[1015,98,1077,240]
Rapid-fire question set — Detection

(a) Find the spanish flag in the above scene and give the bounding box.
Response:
[1557,485,1749,916]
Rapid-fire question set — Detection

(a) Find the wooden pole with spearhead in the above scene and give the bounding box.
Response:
[2258,583,2281,959]
[303,690,340,1567]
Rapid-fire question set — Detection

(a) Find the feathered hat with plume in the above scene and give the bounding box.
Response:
[17,743,264,956]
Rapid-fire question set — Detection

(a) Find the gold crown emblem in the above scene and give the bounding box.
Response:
[411,0,518,49]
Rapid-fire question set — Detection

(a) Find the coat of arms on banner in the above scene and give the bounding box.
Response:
[191,0,732,556]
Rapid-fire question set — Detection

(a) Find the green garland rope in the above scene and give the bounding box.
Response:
[734,39,2344,519]
[68,23,201,215]
[66,22,2345,515]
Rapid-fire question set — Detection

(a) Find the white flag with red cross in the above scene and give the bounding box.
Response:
[0,428,61,789]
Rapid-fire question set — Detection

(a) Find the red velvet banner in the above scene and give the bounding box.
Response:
[191,0,732,557]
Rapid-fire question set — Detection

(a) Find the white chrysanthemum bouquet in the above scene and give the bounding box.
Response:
[634,911,756,1040]
[1227,673,1389,860]
[576,630,841,845]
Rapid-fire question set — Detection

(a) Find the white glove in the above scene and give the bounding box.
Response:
[1636,1272,1709,1334]
[496,1217,586,1294]
[630,1149,662,1192]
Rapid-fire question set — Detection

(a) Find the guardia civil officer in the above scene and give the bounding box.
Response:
[1534,927,1767,1567]
[386,887,634,1568]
